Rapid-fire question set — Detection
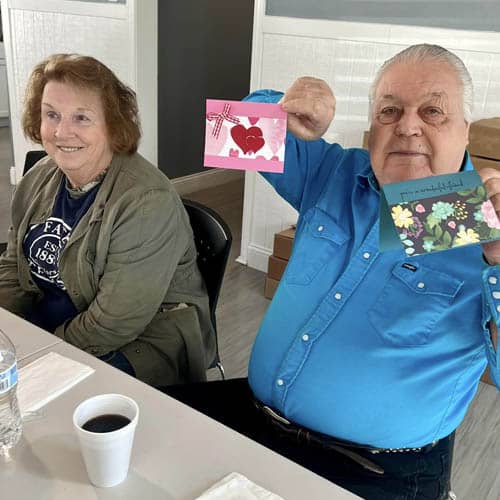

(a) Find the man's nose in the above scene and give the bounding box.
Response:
[394,110,423,137]
[54,118,75,138]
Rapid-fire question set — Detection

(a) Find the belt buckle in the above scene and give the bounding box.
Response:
[262,405,292,425]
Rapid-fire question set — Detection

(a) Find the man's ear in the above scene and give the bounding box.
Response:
[465,120,471,147]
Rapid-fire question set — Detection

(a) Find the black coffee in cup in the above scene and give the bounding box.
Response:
[82,414,131,433]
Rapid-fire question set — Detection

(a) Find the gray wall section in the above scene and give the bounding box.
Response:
[266,0,500,32]
[158,0,254,179]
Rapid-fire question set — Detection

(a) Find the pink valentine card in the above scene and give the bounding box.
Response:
[204,99,286,173]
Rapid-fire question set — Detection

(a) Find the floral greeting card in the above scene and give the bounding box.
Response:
[204,99,286,173]
[379,170,500,256]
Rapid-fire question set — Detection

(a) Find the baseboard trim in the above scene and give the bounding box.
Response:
[172,168,244,196]
[246,243,271,273]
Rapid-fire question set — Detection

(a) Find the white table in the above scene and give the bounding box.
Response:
[0,307,62,361]
[0,315,361,500]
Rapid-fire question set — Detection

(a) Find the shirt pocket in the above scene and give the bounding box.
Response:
[284,207,348,286]
[367,262,463,347]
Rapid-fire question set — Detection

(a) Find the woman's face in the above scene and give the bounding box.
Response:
[40,81,113,186]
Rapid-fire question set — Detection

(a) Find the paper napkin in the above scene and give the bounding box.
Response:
[17,351,94,415]
[196,472,284,500]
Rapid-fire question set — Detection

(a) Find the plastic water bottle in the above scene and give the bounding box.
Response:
[0,328,22,454]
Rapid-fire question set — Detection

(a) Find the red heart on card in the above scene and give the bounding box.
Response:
[231,125,265,154]
[249,117,259,125]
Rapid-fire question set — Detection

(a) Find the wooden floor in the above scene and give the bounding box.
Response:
[185,179,500,500]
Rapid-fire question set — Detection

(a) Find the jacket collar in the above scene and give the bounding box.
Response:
[65,154,125,245]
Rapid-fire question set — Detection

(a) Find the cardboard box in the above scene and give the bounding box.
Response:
[469,118,500,160]
[267,255,288,281]
[470,155,500,171]
[481,368,493,386]
[264,276,279,299]
[362,130,370,149]
[273,228,295,261]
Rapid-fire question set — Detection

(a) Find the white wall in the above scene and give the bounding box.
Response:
[0,0,157,182]
[0,42,9,125]
[240,1,500,272]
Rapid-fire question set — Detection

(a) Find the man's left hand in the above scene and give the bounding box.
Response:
[479,167,500,265]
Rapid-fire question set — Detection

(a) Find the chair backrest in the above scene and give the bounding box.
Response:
[0,150,48,254]
[182,199,232,335]
[24,150,48,175]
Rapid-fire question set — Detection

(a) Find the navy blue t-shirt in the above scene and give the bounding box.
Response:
[23,178,100,332]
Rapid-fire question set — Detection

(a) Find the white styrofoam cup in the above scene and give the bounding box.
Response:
[73,393,139,488]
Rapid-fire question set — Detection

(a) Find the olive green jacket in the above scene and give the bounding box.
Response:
[0,153,215,386]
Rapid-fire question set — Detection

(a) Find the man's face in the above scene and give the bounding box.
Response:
[368,60,470,186]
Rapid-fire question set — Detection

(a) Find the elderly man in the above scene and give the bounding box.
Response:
[164,44,499,500]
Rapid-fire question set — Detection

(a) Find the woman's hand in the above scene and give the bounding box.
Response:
[280,77,336,141]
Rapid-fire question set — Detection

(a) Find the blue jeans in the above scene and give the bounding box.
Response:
[162,378,454,500]
[98,351,136,377]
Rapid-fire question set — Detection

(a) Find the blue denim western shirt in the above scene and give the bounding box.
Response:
[247,90,499,448]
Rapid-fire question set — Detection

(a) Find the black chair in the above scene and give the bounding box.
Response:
[0,150,48,255]
[182,199,232,379]
[24,150,48,174]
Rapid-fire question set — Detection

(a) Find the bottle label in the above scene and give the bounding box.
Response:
[0,361,18,394]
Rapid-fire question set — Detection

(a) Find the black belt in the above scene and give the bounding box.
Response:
[253,399,440,476]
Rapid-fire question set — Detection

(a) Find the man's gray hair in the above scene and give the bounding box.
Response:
[368,44,473,123]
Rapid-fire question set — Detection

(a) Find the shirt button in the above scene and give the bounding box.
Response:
[489,276,498,285]
[417,282,425,289]
[302,334,309,342]
[277,378,284,386]
[334,292,342,300]
[317,225,324,232]
[363,252,371,259]
[493,291,500,299]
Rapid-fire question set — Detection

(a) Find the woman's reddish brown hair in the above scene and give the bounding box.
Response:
[22,54,141,154]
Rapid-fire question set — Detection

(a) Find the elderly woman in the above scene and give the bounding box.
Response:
[0,54,215,386]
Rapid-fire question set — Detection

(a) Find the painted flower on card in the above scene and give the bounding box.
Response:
[431,201,455,220]
[415,204,426,213]
[447,221,456,229]
[403,217,423,238]
[453,200,467,221]
[454,228,480,246]
[480,200,500,229]
[474,210,484,222]
[391,205,414,228]
[423,240,435,252]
